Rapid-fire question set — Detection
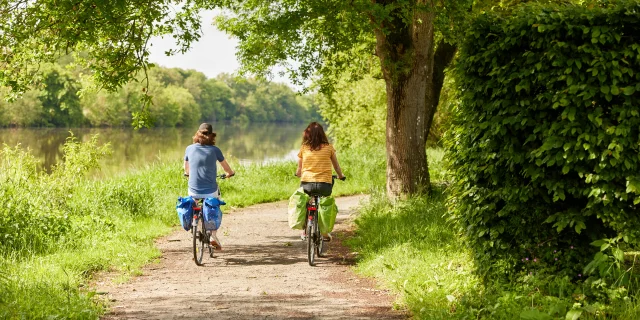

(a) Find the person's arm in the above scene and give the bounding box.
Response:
[295,157,303,177]
[184,160,189,175]
[330,153,345,179]
[219,159,235,178]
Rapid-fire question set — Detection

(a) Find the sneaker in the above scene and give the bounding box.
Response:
[322,233,332,242]
[210,233,222,250]
[300,231,307,241]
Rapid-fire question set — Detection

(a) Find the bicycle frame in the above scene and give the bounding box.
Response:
[305,195,324,266]
[191,199,213,266]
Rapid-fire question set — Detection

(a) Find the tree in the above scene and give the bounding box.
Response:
[1,0,470,198]
[213,1,472,197]
[38,64,84,127]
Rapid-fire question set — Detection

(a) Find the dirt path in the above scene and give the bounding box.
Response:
[97,195,405,319]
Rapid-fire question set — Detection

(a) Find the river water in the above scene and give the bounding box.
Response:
[0,123,306,176]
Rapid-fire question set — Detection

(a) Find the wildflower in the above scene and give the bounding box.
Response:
[533,258,538,262]
[578,274,582,277]
[555,258,558,261]
[525,258,529,261]
[554,250,557,253]
[571,246,574,249]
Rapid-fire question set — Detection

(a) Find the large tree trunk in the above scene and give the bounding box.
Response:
[372,1,435,198]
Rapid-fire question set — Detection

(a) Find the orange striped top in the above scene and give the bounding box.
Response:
[298,144,336,183]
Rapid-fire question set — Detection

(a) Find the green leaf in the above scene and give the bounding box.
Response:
[565,309,583,320]
[612,248,624,262]
[623,86,636,95]
[600,85,610,94]
[611,85,620,95]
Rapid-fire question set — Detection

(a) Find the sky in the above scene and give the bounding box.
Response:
[148,11,241,79]
[147,10,300,89]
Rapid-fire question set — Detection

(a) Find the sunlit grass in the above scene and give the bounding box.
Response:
[0,143,385,318]
[347,187,480,319]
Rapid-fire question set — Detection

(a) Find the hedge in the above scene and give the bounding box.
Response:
[447,0,640,278]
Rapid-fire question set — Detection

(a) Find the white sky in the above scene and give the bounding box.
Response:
[148,10,298,88]
[148,11,240,79]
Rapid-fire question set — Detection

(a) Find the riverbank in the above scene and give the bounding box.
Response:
[0,141,385,319]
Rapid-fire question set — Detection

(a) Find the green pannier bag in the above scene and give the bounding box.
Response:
[318,196,338,234]
[288,187,309,230]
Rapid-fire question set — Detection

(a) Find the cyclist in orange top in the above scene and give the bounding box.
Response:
[295,122,345,240]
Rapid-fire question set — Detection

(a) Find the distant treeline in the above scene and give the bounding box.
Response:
[0,63,321,127]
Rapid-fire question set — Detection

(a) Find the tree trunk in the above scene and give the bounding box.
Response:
[372,1,435,198]
[425,40,457,142]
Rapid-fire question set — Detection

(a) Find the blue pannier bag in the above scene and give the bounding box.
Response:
[176,196,195,231]
[203,197,226,231]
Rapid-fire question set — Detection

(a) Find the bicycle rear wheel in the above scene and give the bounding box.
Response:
[193,215,205,266]
[317,236,326,258]
[307,216,316,266]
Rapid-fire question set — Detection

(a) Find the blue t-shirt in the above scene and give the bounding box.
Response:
[184,144,225,195]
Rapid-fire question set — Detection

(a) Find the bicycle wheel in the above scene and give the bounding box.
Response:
[307,217,316,266]
[317,235,326,258]
[193,214,205,266]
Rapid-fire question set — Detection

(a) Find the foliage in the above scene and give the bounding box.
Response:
[1,64,320,127]
[319,72,456,149]
[319,75,387,148]
[211,0,470,91]
[447,0,640,280]
[0,0,206,93]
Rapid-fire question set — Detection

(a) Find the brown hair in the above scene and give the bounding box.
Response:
[193,129,216,145]
[302,122,329,151]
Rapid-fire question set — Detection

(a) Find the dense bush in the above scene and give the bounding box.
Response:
[448,0,640,279]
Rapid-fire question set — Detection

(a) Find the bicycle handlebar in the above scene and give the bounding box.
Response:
[183,173,235,179]
[293,173,346,181]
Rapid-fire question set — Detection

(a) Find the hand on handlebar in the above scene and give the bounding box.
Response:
[332,174,346,181]
[219,172,235,179]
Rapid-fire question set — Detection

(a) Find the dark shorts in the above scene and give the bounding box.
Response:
[300,182,333,197]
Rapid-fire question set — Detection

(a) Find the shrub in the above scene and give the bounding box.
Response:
[0,135,110,256]
[447,0,640,279]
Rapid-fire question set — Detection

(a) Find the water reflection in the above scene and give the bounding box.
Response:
[0,123,306,175]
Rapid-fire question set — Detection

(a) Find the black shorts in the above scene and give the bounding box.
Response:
[300,182,333,197]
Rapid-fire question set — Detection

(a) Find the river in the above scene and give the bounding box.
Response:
[0,123,306,176]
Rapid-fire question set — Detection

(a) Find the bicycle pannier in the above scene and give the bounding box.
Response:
[288,187,309,229]
[176,196,195,231]
[318,196,338,234]
[203,197,226,231]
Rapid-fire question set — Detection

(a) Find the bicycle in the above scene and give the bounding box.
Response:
[184,173,233,266]
[302,175,346,266]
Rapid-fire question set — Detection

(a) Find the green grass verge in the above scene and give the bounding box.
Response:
[347,149,640,319]
[0,143,384,319]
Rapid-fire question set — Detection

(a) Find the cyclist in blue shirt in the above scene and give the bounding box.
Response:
[184,123,235,249]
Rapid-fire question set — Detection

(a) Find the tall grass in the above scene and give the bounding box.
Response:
[0,138,383,319]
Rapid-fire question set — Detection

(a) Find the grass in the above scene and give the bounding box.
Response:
[347,185,480,319]
[0,140,384,319]
[347,149,640,319]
